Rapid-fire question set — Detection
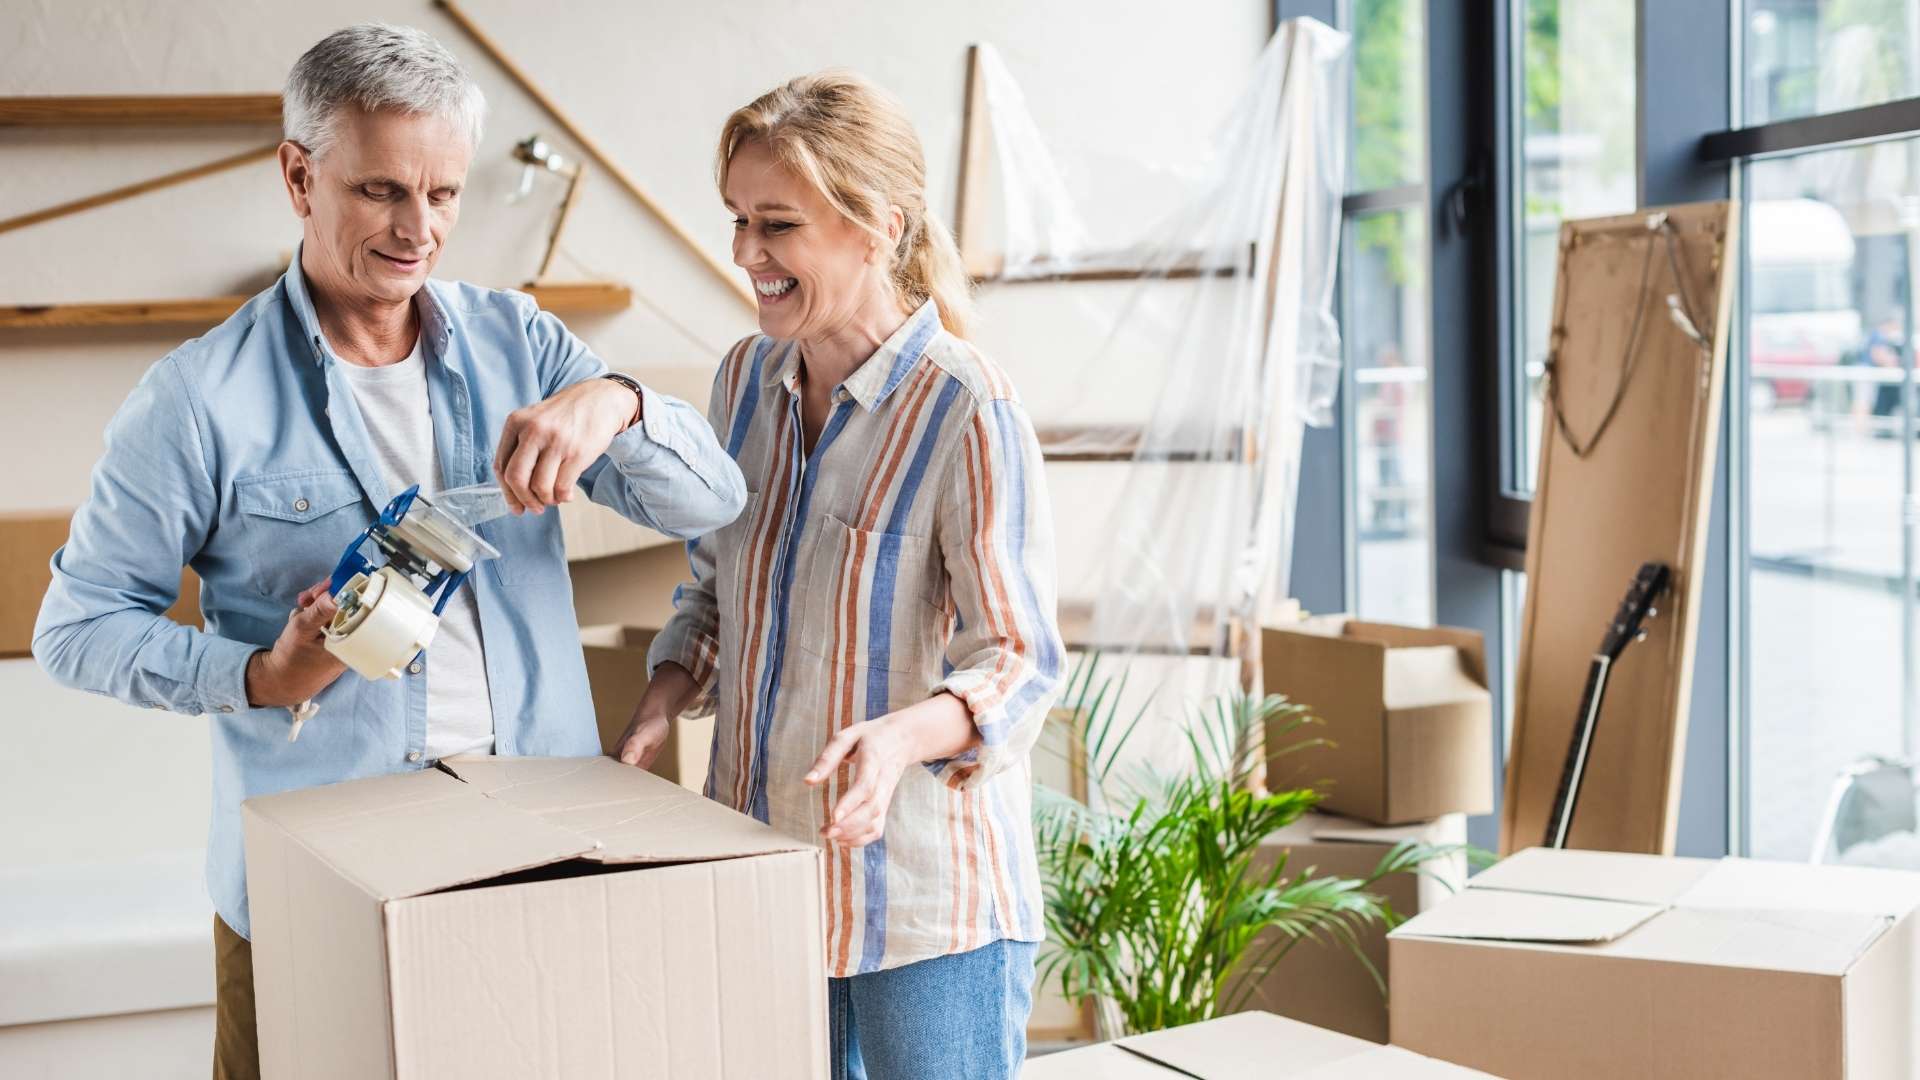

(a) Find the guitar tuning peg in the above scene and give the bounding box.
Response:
[1636,630,1649,643]
[1647,607,1659,618]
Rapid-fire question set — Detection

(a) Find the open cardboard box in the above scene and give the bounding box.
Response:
[1,510,200,658]
[243,756,826,1079]
[579,624,712,790]
[1023,1010,1495,1078]
[1390,847,1920,1079]
[1226,812,1466,1042]
[1262,618,1492,824]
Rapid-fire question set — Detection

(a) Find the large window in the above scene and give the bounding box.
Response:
[1747,0,1920,125]
[1508,0,1638,493]
[1739,128,1920,861]
[1344,0,1433,625]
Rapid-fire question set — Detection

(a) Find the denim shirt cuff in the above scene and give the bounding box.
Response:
[195,633,261,717]
[608,386,712,483]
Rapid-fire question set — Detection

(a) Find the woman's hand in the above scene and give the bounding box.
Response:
[614,662,698,768]
[806,693,977,846]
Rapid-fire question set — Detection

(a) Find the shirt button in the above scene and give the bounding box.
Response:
[293,497,310,513]
[217,705,234,713]
[409,661,423,675]
[407,751,422,763]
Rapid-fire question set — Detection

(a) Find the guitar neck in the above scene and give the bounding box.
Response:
[1543,654,1613,849]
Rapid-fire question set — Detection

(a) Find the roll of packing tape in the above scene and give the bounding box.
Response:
[323,566,440,680]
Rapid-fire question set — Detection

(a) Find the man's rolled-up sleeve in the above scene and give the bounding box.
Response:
[33,353,256,717]
[523,299,744,538]
[927,397,1065,789]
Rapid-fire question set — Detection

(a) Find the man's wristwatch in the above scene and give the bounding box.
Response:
[600,371,644,428]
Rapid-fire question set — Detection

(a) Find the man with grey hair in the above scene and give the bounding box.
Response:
[33,24,744,1077]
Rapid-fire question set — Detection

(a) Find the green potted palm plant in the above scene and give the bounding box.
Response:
[1032,654,1464,1037]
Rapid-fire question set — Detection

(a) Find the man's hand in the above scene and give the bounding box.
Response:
[494,378,640,516]
[245,580,348,708]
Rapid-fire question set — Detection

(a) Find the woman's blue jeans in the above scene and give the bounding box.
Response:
[828,938,1037,1080]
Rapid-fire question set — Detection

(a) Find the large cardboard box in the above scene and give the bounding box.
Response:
[1,510,200,658]
[243,756,827,1080]
[579,624,713,791]
[1023,1010,1495,1078]
[1390,848,1920,1079]
[1262,619,1492,824]
[1227,812,1466,1042]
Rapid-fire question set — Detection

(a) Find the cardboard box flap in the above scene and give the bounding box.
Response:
[1471,846,1718,906]
[1605,905,1891,975]
[1381,646,1489,710]
[1675,856,1920,919]
[1346,620,1486,677]
[1113,1012,1373,1078]
[440,756,814,864]
[1302,816,1451,846]
[1295,1046,1496,1078]
[1392,886,1662,944]
[242,767,595,900]
[1020,1044,1176,1079]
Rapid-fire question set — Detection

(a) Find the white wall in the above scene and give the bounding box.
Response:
[1,0,1272,864]
[0,0,1271,510]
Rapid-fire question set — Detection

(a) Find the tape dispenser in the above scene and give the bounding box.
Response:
[321,484,500,680]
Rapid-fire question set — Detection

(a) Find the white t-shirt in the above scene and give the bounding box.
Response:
[335,335,496,760]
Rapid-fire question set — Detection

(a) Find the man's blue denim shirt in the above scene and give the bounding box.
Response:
[33,250,745,938]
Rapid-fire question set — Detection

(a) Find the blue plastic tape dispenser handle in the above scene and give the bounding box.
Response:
[327,484,422,596]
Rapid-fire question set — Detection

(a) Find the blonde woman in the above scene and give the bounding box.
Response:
[615,72,1062,1078]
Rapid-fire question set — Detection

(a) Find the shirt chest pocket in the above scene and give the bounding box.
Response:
[796,515,949,675]
[231,469,367,602]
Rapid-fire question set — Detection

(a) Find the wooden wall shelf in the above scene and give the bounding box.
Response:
[0,94,283,127]
[1037,425,1246,464]
[0,281,633,331]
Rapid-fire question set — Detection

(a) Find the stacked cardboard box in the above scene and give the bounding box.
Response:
[1262,618,1492,825]
[1227,811,1466,1042]
[1,510,200,658]
[1391,848,1920,1079]
[244,755,827,1080]
[1024,1010,1496,1078]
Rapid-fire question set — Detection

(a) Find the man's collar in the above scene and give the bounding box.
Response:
[282,240,453,367]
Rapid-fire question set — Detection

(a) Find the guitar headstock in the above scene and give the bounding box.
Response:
[1600,561,1672,660]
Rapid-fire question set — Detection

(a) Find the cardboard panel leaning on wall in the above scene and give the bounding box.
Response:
[1505,202,1736,856]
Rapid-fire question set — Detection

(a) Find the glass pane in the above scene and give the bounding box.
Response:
[1512,0,1638,492]
[1746,1,1920,126]
[1350,0,1426,192]
[1744,138,1919,864]
[1349,207,1434,626]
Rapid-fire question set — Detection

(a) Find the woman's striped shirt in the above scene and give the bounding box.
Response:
[649,300,1063,976]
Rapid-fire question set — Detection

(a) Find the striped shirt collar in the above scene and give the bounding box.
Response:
[762,299,944,412]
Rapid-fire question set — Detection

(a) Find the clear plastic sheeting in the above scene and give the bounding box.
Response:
[972,20,1349,702]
